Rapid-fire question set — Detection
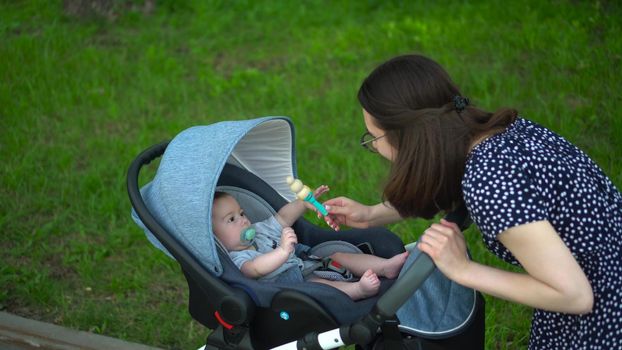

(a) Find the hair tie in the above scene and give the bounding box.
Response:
[453,95,470,112]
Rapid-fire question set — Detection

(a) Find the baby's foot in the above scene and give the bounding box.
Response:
[357,269,380,299]
[381,251,409,279]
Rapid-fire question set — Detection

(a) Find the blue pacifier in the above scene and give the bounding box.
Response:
[240,226,256,245]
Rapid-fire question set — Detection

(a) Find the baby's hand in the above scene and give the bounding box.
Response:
[305,185,339,231]
[312,185,330,199]
[279,227,298,254]
[311,185,340,231]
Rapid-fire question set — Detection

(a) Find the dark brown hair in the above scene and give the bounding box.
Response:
[213,191,231,202]
[358,54,517,219]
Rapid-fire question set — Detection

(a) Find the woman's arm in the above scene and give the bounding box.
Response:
[419,220,593,314]
[324,198,403,229]
[367,201,403,226]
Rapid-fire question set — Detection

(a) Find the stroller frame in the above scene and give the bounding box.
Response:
[128,138,485,349]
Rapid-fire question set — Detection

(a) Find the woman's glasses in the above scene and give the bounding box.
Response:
[360,131,386,153]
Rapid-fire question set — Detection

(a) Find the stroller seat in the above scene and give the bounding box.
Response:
[128,117,485,350]
[129,118,406,349]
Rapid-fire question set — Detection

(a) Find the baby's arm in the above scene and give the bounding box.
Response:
[240,227,297,279]
[276,185,330,227]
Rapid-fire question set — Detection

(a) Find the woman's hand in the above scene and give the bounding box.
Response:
[417,220,594,314]
[417,219,470,281]
[322,196,373,229]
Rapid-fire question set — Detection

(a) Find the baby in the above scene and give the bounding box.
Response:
[211,187,408,300]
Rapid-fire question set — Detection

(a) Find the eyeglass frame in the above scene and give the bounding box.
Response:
[360,131,386,153]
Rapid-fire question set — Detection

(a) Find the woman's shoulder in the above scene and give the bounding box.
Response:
[463,117,560,189]
[463,116,601,192]
[467,117,569,166]
[465,119,525,168]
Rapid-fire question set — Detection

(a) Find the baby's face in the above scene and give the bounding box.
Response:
[212,195,251,251]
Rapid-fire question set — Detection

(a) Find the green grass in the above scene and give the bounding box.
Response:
[2,1,621,349]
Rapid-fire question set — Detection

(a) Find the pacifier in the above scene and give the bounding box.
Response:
[240,225,256,245]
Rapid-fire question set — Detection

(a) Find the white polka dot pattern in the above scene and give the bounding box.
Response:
[462,118,622,349]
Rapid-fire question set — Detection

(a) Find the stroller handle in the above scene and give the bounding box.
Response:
[375,205,470,316]
[272,207,470,350]
[375,251,435,317]
[272,254,436,350]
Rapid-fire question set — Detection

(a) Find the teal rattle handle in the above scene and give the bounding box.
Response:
[286,176,330,217]
[304,193,329,216]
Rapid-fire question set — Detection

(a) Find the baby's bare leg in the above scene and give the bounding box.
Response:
[310,269,380,300]
[330,251,409,279]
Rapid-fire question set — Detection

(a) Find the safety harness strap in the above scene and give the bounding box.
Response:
[300,255,355,282]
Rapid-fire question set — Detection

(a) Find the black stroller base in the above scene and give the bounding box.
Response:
[201,283,485,350]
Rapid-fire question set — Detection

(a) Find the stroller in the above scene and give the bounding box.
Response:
[127,117,485,350]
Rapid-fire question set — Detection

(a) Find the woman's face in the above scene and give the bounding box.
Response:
[363,109,396,161]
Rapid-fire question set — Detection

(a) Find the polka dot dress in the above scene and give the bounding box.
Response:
[462,117,622,349]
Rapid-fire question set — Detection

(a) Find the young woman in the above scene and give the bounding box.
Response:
[324,54,622,349]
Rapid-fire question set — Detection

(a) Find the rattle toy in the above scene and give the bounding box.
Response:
[286,176,329,216]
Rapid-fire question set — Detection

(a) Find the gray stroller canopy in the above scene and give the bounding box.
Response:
[132,117,297,276]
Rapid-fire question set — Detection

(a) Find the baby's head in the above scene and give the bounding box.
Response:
[212,192,252,251]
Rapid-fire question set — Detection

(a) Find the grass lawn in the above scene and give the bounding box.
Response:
[2,1,621,349]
